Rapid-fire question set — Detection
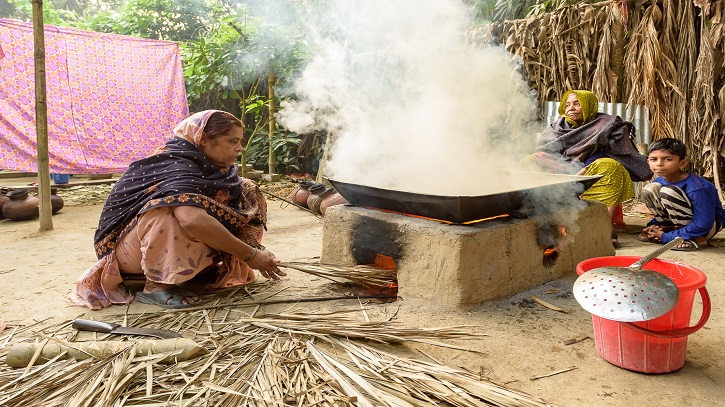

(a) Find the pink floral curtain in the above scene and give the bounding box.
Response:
[0,19,189,173]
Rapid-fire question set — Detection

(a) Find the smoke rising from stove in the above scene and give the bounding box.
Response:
[276,0,542,195]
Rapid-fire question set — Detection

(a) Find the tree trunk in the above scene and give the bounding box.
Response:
[31,0,53,231]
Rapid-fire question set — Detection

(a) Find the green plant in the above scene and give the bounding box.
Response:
[245,129,302,174]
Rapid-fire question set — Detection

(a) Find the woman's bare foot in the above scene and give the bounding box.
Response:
[143,280,199,306]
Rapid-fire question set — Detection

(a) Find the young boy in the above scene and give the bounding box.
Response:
[640,138,725,250]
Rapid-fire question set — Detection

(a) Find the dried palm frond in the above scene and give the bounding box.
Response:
[625,1,680,140]
[279,261,397,288]
[689,17,717,179]
[673,0,698,142]
[317,337,552,407]
[0,303,546,407]
[591,5,615,101]
[491,2,615,108]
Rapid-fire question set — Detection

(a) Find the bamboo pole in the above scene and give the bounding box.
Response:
[315,132,331,183]
[267,70,277,175]
[31,0,53,231]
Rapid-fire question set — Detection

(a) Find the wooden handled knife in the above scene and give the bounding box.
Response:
[71,319,182,339]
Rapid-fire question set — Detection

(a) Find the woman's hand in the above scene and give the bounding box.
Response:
[246,249,286,280]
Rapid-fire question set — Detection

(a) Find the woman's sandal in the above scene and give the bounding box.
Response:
[611,233,619,247]
[135,288,201,309]
[671,240,703,252]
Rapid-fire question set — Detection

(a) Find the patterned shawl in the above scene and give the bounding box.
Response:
[536,112,653,182]
[94,110,265,258]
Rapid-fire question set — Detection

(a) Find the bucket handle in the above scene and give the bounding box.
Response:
[621,287,711,339]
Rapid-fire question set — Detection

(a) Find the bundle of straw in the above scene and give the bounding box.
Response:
[280,261,397,288]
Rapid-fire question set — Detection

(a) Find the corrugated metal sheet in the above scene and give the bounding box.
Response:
[544,101,651,145]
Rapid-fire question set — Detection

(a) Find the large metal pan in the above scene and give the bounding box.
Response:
[327,172,601,223]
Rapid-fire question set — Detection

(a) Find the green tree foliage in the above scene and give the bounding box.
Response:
[1,0,316,175]
[179,2,311,173]
[114,0,216,41]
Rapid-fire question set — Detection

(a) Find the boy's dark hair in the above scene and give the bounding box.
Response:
[648,137,686,160]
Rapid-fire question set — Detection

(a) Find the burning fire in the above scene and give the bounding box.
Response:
[363,206,509,225]
[543,226,568,266]
[373,253,397,270]
[373,253,399,295]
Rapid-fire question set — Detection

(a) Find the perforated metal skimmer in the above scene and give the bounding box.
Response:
[573,237,683,322]
[573,268,679,322]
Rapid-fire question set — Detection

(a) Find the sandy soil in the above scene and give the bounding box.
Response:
[0,196,723,406]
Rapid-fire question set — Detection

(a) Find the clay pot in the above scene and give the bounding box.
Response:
[50,187,65,214]
[306,183,330,215]
[0,193,9,219]
[319,190,347,216]
[2,190,39,221]
[292,180,314,209]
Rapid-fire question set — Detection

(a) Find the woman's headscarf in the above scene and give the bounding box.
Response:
[154,109,240,150]
[558,90,599,128]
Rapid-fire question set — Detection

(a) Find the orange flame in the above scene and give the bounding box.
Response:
[371,253,398,297]
[363,206,509,225]
[374,253,397,270]
[543,226,568,264]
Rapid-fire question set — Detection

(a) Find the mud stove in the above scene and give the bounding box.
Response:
[321,202,615,307]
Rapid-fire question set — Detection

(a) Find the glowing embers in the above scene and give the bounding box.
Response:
[543,226,568,267]
[371,253,398,298]
[363,206,510,225]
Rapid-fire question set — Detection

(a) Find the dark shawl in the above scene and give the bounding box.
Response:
[94,137,262,258]
[536,113,653,182]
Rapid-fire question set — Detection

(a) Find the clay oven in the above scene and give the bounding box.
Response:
[320,177,615,307]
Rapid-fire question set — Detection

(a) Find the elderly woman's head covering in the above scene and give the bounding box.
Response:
[173,110,240,146]
[558,90,599,127]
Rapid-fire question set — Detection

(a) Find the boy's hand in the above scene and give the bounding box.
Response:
[644,225,664,242]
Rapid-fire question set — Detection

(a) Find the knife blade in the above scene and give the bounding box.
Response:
[71,319,182,339]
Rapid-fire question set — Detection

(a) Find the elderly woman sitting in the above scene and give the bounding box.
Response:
[525,90,653,246]
[69,110,286,309]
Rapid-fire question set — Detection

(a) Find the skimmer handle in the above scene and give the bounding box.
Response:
[629,236,684,269]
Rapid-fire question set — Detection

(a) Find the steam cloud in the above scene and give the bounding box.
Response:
[276,0,544,196]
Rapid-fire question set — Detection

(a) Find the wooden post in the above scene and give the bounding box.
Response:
[267,70,277,175]
[31,0,53,231]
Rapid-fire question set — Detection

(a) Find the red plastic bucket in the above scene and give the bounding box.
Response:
[576,256,710,373]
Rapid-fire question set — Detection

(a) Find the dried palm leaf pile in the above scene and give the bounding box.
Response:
[482,0,725,200]
[0,284,551,406]
[280,262,398,289]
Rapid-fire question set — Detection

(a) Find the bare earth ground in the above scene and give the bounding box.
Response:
[0,189,723,406]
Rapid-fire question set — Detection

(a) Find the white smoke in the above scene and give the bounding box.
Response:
[276,0,543,195]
